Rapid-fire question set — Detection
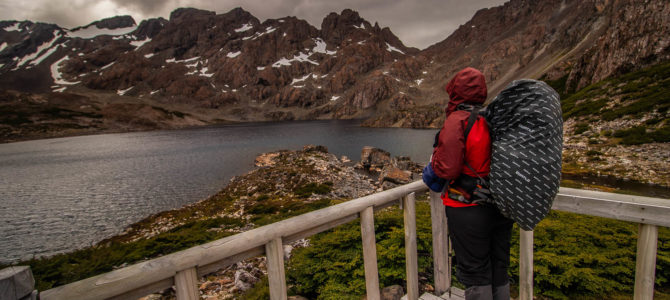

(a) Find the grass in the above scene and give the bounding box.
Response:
[545,60,670,146]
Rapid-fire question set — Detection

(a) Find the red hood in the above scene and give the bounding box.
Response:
[445,67,487,116]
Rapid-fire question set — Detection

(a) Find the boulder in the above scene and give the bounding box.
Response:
[360,146,391,172]
[381,285,404,300]
[380,165,411,184]
[233,269,258,291]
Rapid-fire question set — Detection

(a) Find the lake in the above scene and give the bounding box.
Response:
[0,120,437,263]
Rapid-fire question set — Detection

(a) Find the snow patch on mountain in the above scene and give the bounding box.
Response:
[2,23,21,32]
[234,23,253,32]
[50,56,80,85]
[68,25,138,39]
[130,38,151,49]
[386,43,405,54]
[14,31,62,69]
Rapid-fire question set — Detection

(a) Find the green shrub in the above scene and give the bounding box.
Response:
[287,201,434,299]
[285,204,670,299]
[294,182,332,198]
[25,217,241,291]
[650,125,670,143]
[561,60,670,124]
[586,150,603,156]
[574,123,590,135]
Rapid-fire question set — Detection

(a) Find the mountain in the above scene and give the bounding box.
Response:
[0,1,669,142]
[365,0,670,127]
[0,8,419,142]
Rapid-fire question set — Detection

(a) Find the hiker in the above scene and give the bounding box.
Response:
[423,67,513,300]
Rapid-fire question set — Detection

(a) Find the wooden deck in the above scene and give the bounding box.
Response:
[413,288,465,300]
[29,181,670,300]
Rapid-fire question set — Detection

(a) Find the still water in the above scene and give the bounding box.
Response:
[0,120,437,263]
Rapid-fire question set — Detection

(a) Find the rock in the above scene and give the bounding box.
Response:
[200,281,220,292]
[340,155,351,163]
[283,244,293,260]
[255,152,281,167]
[234,269,258,291]
[303,145,328,153]
[380,165,412,184]
[360,146,392,172]
[381,285,404,300]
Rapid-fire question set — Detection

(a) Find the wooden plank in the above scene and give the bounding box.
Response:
[39,181,670,300]
[554,188,670,227]
[404,193,419,300]
[634,224,658,300]
[40,181,426,300]
[265,238,287,300]
[519,230,533,300]
[174,267,198,300]
[108,278,173,300]
[197,246,264,277]
[429,191,450,295]
[284,214,358,244]
[438,286,465,300]
[361,206,381,300]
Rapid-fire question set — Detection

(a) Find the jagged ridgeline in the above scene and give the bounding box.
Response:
[2,1,670,143]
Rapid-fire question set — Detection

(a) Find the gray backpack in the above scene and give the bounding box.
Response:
[484,79,563,230]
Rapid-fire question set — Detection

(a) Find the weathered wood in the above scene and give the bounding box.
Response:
[519,230,533,300]
[439,286,466,300]
[40,181,425,300]
[634,223,658,300]
[429,191,450,295]
[284,214,358,244]
[361,206,381,300]
[554,187,670,227]
[197,246,264,277]
[108,278,173,300]
[174,267,198,300]
[0,266,34,300]
[266,238,287,300]
[404,192,419,300]
[38,182,670,300]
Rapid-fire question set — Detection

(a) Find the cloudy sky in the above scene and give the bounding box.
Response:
[0,0,508,49]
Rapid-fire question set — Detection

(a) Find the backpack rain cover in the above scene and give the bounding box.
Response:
[485,79,563,231]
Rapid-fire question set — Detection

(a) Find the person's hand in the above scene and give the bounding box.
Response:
[422,164,446,192]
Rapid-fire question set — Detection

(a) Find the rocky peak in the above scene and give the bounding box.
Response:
[71,15,136,30]
[320,9,369,44]
[169,7,216,22]
[134,17,168,39]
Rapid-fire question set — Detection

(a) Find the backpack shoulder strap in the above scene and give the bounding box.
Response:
[462,107,487,183]
[463,107,481,141]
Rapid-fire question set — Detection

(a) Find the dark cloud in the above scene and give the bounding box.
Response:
[0,0,507,49]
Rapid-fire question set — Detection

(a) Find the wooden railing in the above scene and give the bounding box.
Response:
[37,181,669,300]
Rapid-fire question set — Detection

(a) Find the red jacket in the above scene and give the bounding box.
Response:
[431,67,490,207]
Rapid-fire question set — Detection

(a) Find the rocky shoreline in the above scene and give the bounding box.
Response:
[106,145,423,299]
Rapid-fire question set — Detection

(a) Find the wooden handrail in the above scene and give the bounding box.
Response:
[38,181,669,300]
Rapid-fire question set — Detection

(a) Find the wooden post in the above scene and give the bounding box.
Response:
[0,266,36,300]
[361,206,381,300]
[429,191,450,295]
[174,267,198,300]
[519,230,533,300]
[266,237,288,300]
[403,193,419,300]
[634,223,658,300]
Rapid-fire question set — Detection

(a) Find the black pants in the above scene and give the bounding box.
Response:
[445,204,514,287]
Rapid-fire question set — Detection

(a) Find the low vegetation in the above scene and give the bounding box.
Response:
[546,60,670,146]
[240,195,670,300]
